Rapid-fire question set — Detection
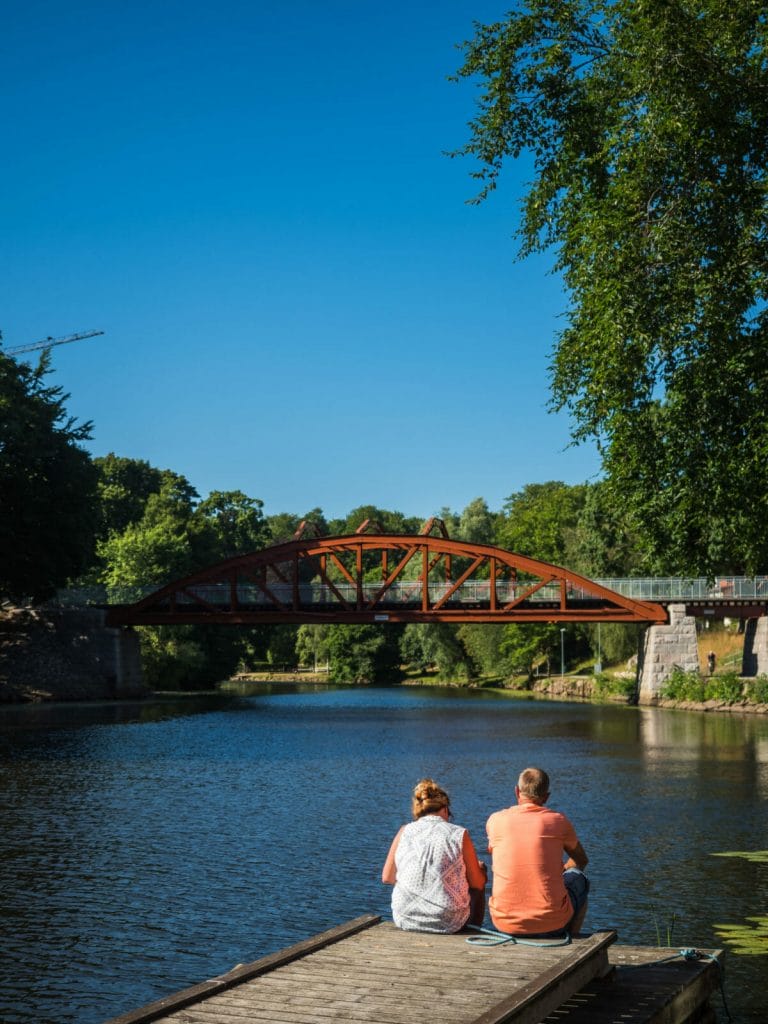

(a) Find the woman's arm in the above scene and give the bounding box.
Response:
[462,830,488,890]
[381,826,405,884]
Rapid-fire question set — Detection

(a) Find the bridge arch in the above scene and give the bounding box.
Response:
[105,531,667,627]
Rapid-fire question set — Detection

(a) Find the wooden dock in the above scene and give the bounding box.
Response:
[103,915,724,1024]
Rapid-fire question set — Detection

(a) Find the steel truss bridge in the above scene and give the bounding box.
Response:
[105,521,671,627]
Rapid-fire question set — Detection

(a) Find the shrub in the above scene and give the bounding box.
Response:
[744,675,768,704]
[706,672,744,704]
[660,668,707,702]
[593,673,636,699]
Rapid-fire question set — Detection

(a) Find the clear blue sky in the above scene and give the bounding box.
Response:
[2,0,601,521]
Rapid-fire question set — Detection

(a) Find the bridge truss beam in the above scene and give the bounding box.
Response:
[105,535,668,627]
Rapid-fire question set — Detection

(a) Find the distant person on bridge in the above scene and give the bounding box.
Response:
[382,778,487,932]
[486,767,590,937]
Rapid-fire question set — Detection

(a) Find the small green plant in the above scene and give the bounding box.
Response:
[650,904,677,947]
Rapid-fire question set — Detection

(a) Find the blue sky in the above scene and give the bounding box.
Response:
[2,0,601,521]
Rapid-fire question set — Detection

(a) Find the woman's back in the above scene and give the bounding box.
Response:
[391,815,469,933]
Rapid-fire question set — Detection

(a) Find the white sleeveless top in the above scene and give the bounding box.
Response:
[391,815,470,933]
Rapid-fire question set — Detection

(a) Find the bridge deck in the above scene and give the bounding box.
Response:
[102,916,722,1024]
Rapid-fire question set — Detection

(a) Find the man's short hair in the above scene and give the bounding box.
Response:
[518,767,550,803]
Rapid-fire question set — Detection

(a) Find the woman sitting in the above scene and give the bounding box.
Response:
[382,778,487,933]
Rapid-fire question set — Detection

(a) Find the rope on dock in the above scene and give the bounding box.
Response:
[464,924,572,948]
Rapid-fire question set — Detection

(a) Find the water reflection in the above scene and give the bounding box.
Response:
[1,687,766,1024]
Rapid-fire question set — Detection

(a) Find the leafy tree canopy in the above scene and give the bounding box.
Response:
[94,454,166,539]
[455,0,768,574]
[0,351,97,602]
[194,490,268,561]
[497,481,587,565]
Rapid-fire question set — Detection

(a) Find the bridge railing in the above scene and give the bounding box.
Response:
[169,579,601,608]
[594,577,768,600]
[50,576,768,609]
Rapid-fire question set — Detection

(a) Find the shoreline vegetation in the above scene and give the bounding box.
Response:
[224,669,768,715]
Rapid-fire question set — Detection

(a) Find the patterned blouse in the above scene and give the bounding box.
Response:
[391,815,470,933]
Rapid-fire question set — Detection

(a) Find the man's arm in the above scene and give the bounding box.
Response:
[563,840,588,872]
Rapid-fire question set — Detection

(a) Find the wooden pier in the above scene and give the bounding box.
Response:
[104,915,724,1024]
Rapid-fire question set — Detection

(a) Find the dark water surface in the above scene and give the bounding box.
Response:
[1,686,767,1023]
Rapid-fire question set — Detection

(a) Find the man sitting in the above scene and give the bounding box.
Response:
[486,766,590,936]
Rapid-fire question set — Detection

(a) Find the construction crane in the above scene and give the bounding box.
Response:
[4,329,105,357]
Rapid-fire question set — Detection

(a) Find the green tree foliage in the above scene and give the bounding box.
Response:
[497,482,587,565]
[400,623,475,681]
[0,351,97,602]
[266,507,328,544]
[97,469,277,687]
[94,454,166,539]
[326,624,401,684]
[296,624,331,670]
[454,0,768,575]
[570,480,645,577]
[98,472,199,595]
[456,497,496,545]
[456,623,514,678]
[500,623,562,678]
[495,482,589,674]
[329,505,422,537]
[193,490,268,561]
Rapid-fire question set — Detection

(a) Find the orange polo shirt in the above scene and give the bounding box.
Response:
[486,802,577,935]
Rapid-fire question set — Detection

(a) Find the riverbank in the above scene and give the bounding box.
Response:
[402,669,768,714]
[3,606,767,715]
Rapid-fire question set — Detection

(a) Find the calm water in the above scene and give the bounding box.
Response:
[1,686,767,1024]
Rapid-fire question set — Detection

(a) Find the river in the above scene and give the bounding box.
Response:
[1,685,766,1024]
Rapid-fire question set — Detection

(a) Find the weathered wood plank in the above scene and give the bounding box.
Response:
[539,947,724,1024]
[107,918,726,1024]
[151,927,614,1024]
[103,914,380,1024]
[469,930,616,1024]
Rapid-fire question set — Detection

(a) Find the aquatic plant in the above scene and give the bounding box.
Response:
[650,904,677,947]
[711,850,768,864]
[712,917,768,955]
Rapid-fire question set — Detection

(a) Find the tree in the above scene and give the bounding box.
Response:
[496,482,587,566]
[325,624,400,684]
[94,454,166,539]
[454,1,768,574]
[193,490,268,561]
[400,622,475,681]
[457,497,496,545]
[0,351,97,602]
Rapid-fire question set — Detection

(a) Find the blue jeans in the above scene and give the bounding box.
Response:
[516,869,590,938]
[563,868,590,923]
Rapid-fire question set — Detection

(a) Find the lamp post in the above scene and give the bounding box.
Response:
[560,627,566,680]
[595,622,602,674]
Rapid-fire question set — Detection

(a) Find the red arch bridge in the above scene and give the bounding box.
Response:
[104,522,680,628]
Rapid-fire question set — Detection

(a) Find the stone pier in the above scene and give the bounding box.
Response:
[90,618,145,696]
[741,616,768,678]
[638,603,699,704]
[0,605,146,703]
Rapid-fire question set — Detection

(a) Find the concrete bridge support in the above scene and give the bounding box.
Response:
[57,608,146,698]
[94,623,145,697]
[638,603,699,703]
[741,617,768,678]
